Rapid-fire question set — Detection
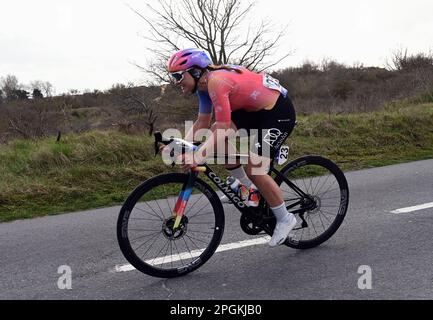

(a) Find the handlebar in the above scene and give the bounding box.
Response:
[153,131,249,167]
[154,131,201,156]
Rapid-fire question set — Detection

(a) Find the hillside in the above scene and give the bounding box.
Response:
[1,53,432,143]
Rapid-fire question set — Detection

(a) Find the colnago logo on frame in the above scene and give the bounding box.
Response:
[209,172,246,208]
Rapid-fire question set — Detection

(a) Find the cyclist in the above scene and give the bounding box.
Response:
[167,48,297,247]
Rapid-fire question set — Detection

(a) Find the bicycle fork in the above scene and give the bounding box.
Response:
[172,169,203,229]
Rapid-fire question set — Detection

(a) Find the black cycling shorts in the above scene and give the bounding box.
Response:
[231,94,296,159]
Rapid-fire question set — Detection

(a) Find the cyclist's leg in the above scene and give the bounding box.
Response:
[220,138,251,203]
[246,153,296,246]
[225,133,242,169]
[225,110,254,183]
[246,94,297,246]
[246,153,282,206]
[246,94,296,204]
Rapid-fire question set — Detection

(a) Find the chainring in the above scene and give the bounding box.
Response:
[240,213,264,235]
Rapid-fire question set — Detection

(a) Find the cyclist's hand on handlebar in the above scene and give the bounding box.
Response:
[159,144,167,153]
[160,144,173,158]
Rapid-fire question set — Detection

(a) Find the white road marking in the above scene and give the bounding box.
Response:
[391,202,433,214]
[113,236,271,273]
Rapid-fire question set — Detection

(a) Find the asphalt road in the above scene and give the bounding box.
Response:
[1,159,433,300]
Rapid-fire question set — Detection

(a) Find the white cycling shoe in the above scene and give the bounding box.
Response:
[269,213,297,247]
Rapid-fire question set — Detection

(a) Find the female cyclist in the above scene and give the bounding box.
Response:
[167,48,297,247]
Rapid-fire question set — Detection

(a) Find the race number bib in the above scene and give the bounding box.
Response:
[263,74,288,97]
[277,146,290,165]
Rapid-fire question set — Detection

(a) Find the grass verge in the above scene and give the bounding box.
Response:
[1,102,432,222]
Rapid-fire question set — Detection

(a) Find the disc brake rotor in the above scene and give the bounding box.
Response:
[162,216,188,240]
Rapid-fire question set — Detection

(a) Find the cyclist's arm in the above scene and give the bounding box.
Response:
[185,113,212,143]
[194,121,231,162]
[195,76,233,162]
[185,90,214,142]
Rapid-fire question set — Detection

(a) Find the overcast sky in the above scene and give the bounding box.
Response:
[1,0,432,94]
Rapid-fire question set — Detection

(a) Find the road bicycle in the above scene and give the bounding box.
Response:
[117,132,349,278]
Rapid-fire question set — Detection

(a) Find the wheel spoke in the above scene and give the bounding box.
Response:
[173,239,185,267]
[318,210,333,224]
[134,206,163,221]
[134,232,161,255]
[130,217,162,222]
[317,183,338,199]
[142,201,164,221]
[315,174,331,195]
[185,233,210,245]
[117,174,225,277]
[277,160,348,247]
[188,202,212,219]
[129,231,161,243]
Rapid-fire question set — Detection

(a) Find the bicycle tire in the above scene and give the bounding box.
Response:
[274,155,349,250]
[117,173,225,278]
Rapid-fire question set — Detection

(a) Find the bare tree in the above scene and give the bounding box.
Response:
[130,0,292,83]
[4,99,61,140]
[387,48,433,72]
[110,84,158,135]
[0,75,20,101]
[41,81,54,97]
[30,80,54,97]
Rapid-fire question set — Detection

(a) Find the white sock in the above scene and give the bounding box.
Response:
[228,166,252,188]
[271,203,291,222]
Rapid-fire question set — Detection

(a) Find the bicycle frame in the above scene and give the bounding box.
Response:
[172,161,311,229]
[172,164,248,229]
[154,131,310,228]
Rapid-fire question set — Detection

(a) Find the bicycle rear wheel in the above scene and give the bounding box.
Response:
[274,156,349,250]
[117,173,225,278]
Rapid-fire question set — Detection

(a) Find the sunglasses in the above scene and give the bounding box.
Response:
[170,68,192,83]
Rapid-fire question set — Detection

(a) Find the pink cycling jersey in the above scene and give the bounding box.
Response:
[203,67,288,123]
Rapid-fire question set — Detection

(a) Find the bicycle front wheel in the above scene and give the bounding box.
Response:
[275,156,349,250]
[117,173,225,278]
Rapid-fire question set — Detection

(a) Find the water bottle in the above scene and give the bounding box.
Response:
[248,184,261,207]
[238,184,250,202]
[226,176,250,202]
[226,176,240,193]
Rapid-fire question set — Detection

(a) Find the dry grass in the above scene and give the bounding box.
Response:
[1,101,433,222]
